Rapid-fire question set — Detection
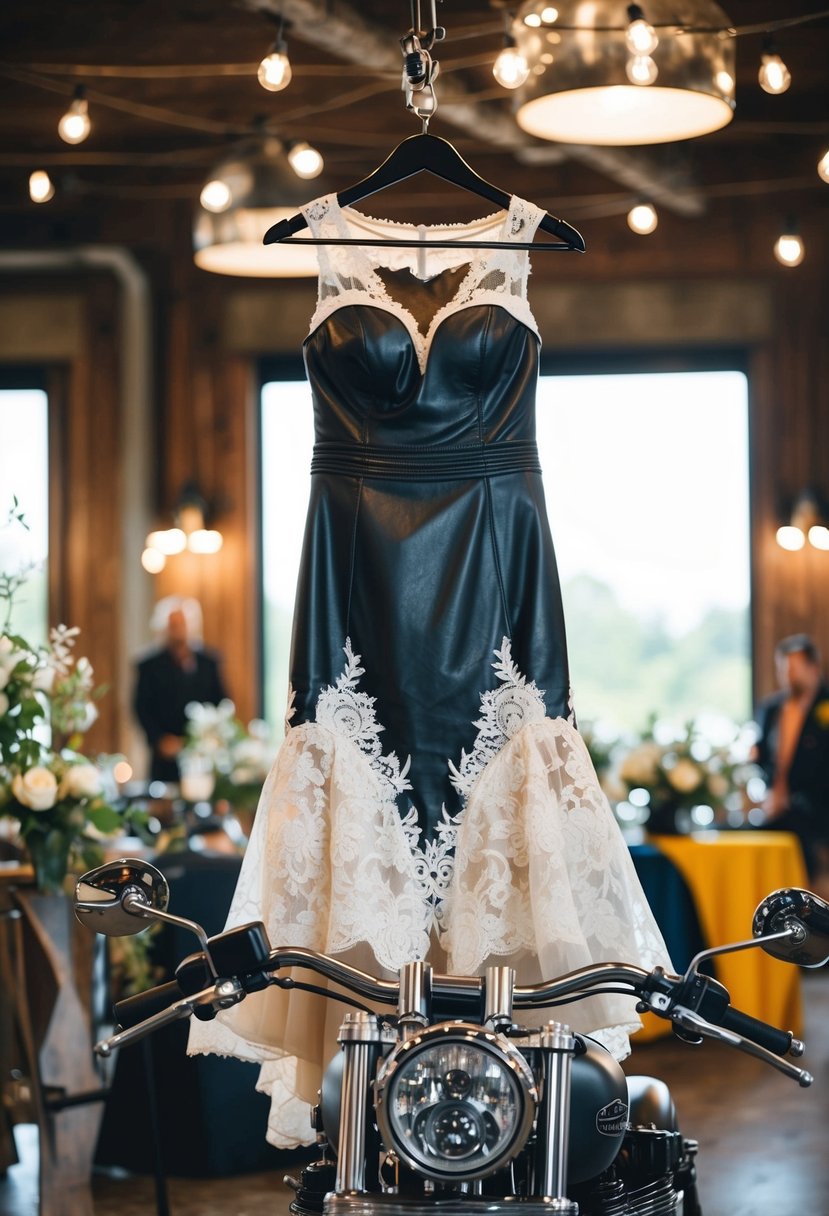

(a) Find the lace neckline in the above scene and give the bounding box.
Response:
[303,193,544,375]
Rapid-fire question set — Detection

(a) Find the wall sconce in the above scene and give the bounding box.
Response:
[141,482,224,572]
[776,490,829,551]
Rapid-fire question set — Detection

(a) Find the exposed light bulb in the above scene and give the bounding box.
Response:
[759,52,791,95]
[625,6,658,56]
[808,525,829,551]
[187,529,224,554]
[776,525,805,551]
[141,547,166,573]
[540,6,559,21]
[58,91,91,144]
[524,12,542,27]
[146,527,187,555]
[626,54,658,86]
[628,203,658,235]
[493,43,530,89]
[287,140,324,179]
[200,178,233,213]
[818,150,829,184]
[29,170,55,203]
[774,231,804,267]
[258,46,292,92]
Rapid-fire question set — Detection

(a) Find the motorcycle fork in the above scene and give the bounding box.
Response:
[531,1023,579,1213]
[335,1011,385,1195]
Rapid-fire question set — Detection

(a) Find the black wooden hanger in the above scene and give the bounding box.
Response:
[263,131,585,253]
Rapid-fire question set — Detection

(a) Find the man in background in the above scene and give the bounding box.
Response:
[753,633,829,881]
[134,596,228,783]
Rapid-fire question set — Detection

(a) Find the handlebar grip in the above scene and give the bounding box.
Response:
[719,1005,793,1057]
[114,980,182,1030]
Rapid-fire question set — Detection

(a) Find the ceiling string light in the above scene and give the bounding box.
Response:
[58,85,92,144]
[29,170,55,203]
[818,150,829,184]
[286,139,324,179]
[773,220,805,267]
[493,10,531,90]
[257,15,292,92]
[627,201,658,234]
[758,37,791,95]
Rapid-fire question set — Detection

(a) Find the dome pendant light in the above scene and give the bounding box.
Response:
[194,135,328,277]
[510,0,736,146]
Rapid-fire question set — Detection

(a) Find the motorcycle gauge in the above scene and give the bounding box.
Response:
[374,1022,538,1182]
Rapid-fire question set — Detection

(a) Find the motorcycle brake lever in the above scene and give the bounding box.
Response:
[671,1008,814,1087]
[93,978,245,1058]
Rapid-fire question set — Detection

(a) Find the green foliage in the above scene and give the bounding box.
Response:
[562,573,751,732]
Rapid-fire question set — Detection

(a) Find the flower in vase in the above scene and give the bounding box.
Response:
[12,766,59,811]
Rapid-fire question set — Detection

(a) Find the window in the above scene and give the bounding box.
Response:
[260,365,751,736]
[260,372,314,731]
[0,381,49,643]
[536,369,751,736]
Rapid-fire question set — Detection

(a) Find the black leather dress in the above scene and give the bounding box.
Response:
[189,197,671,1145]
[295,294,571,838]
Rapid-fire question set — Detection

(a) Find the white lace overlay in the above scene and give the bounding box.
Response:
[189,638,672,1146]
[302,194,545,374]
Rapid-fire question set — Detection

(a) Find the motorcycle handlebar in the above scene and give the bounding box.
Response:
[718,1004,796,1058]
[99,945,807,1085]
[114,980,183,1030]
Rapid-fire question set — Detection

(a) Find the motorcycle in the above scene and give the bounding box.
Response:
[74,861,829,1216]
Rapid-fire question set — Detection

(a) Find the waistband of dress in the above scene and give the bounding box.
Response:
[310,440,541,481]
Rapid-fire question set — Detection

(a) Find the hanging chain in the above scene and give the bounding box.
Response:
[401,0,445,131]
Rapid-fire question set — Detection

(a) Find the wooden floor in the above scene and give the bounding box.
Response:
[3,971,828,1216]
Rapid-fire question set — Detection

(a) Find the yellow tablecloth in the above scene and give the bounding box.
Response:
[638,831,808,1043]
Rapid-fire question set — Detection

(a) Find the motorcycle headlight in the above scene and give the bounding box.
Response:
[375,1023,537,1182]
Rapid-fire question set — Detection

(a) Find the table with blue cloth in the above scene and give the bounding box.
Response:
[95,849,297,1178]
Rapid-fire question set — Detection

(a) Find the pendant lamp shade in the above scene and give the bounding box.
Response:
[512,1,736,146]
[194,139,325,277]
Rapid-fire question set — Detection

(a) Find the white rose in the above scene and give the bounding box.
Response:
[0,691,8,716]
[59,763,103,800]
[12,767,59,811]
[667,757,702,794]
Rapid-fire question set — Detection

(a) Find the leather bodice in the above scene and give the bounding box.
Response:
[303,302,541,448]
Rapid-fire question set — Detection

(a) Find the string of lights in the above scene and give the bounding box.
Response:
[7,2,828,269]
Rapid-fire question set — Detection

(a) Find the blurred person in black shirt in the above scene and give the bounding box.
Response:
[134,596,228,783]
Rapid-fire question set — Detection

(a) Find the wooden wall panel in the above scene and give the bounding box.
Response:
[153,253,260,726]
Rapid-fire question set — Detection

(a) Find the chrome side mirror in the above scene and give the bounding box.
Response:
[752,887,829,968]
[74,858,170,937]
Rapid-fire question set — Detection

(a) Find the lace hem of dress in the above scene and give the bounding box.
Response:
[188,703,671,1144]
